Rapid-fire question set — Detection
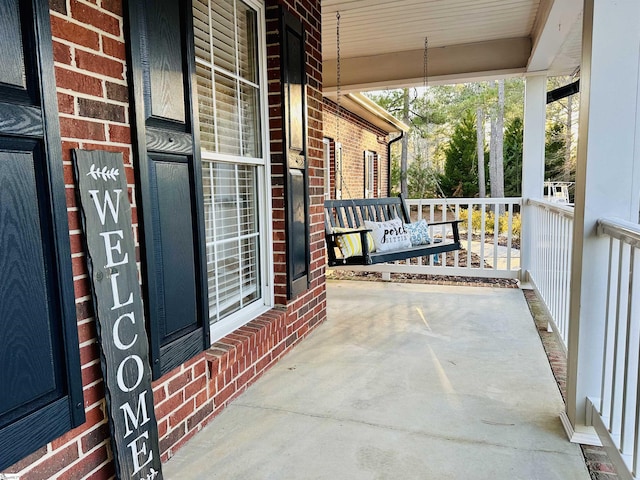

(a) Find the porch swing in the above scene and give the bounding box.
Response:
[324,21,462,267]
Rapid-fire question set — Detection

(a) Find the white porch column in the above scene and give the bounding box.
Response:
[564,0,640,444]
[520,74,547,281]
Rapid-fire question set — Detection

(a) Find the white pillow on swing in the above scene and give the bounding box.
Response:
[364,218,412,253]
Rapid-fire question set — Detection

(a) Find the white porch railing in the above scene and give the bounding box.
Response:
[333,197,522,279]
[587,218,640,480]
[527,199,575,349]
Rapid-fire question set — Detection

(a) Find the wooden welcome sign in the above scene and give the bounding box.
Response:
[74,150,162,480]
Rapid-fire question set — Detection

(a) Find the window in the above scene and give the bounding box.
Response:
[193,0,272,340]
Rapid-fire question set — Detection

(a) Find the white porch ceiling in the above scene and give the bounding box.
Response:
[321,0,583,92]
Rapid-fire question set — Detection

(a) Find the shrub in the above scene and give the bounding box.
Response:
[458,207,494,234]
[499,212,521,238]
[458,208,469,230]
[458,208,521,238]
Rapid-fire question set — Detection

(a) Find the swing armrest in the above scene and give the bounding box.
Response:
[425,219,463,227]
[425,219,462,244]
[330,228,372,237]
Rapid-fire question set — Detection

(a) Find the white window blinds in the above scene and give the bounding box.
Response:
[194,0,260,157]
[202,162,260,321]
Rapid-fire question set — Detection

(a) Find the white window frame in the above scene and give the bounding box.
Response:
[364,150,376,198]
[323,138,331,199]
[195,0,274,343]
[335,141,343,199]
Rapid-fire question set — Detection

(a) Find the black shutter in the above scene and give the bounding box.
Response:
[126,0,209,379]
[0,0,84,470]
[280,9,310,299]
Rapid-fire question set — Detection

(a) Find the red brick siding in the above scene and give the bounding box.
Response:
[2,0,326,478]
[323,99,391,199]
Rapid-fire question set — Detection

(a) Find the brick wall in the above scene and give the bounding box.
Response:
[2,0,326,478]
[323,99,391,199]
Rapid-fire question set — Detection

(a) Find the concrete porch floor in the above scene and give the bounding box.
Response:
[164,281,590,479]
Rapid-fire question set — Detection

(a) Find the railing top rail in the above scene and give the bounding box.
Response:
[597,217,640,247]
[527,198,575,219]
[404,197,522,206]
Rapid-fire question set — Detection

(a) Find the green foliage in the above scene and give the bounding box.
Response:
[440,111,482,197]
[503,117,523,197]
[545,122,567,181]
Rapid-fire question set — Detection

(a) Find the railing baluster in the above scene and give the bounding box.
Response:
[622,249,640,460]
[431,203,438,269]
[480,204,486,271]
[493,203,500,268]
[506,203,513,271]
[454,203,460,268]
[611,243,631,440]
[553,212,560,326]
[633,245,640,475]
[602,237,618,418]
[466,201,473,269]
[562,215,571,342]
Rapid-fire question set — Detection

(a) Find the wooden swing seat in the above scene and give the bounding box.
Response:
[324,194,462,267]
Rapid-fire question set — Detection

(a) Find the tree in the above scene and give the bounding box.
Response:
[488,80,505,201]
[545,123,567,181]
[546,75,579,182]
[407,154,439,198]
[495,80,505,198]
[441,111,483,197]
[565,93,574,179]
[476,105,486,198]
[390,154,401,196]
[503,117,523,197]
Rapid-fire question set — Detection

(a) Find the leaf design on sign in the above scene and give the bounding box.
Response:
[145,468,159,480]
[86,164,120,182]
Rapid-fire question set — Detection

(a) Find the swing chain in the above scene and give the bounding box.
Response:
[335,11,353,200]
